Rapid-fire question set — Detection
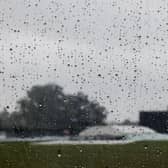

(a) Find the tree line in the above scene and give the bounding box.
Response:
[0,84,107,137]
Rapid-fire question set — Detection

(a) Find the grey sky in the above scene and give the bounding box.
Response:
[0,0,168,122]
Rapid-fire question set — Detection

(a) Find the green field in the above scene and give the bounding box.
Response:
[0,141,168,168]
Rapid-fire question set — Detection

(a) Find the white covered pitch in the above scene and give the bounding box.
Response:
[79,125,156,137]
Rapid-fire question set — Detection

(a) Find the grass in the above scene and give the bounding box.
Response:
[0,141,168,168]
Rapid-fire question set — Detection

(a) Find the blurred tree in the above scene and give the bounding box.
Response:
[2,84,107,136]
[0,108,10,129]
[65,92,107,134]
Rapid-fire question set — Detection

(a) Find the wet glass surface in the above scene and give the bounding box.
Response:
[0,0,168,167]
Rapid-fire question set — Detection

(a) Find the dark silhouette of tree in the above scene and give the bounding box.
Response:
[0,108,10,130]
[16,84,66,130]
[0,84,107,136]
[65,92,106,134]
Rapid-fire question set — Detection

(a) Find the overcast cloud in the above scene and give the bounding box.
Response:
[0,0,168,122]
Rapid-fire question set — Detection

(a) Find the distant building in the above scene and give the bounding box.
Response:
[139,111,168,133]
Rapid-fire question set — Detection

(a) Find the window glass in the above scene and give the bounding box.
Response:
[0,0,168,168]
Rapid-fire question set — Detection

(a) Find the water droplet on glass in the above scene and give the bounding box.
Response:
[57,154,61,158]
[144,145,148,150]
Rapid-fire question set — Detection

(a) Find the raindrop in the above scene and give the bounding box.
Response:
[57,154,62,158]
[144,145,148,150]
[57,149,62,158]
